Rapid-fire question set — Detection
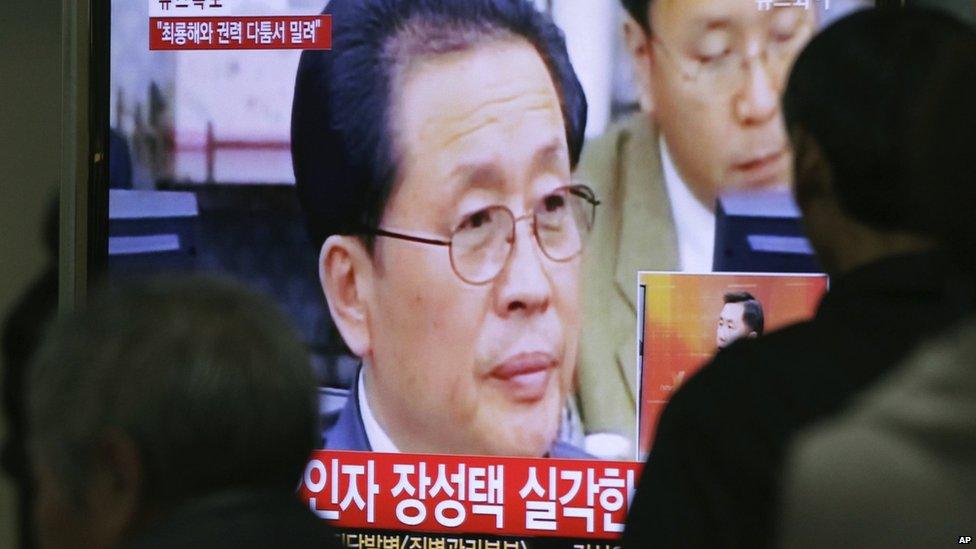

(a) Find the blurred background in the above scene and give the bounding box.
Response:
[0,0,60,543]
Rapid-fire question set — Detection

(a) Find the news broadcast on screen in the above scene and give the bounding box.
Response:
[100,0,869,546]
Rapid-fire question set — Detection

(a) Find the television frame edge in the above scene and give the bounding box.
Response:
[60,0,110,313]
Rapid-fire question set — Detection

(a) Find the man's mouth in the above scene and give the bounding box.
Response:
[489,352,557,402]
[732,149,788,186]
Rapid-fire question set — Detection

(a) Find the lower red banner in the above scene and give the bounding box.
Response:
[299,451,641,541]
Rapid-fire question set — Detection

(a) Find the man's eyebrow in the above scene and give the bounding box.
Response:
[448,138,566,190]
[446,161,506,201]
[664,17,733,46]
[701,18,733,31]
[451,160,502,187]
[530,139,568,172]
[671,12,734,35]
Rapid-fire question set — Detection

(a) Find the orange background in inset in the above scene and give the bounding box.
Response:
[638,273,828,456]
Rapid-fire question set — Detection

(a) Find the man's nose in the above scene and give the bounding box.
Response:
[733,45,781,126]
[493,221,552,316]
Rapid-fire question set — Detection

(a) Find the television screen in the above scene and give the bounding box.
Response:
[102,0,869,545]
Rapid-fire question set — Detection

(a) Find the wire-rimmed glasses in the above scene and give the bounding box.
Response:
[649,15,814,92]
[365,184,600,285]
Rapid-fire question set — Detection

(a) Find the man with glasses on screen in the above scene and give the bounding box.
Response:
[576,0,819,457]
[623,7,976,548]
[291,0,593,458]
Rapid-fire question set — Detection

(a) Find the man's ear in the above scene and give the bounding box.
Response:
[790,124,833,207]
[87,430,142,547]
[623,15,655,113]
[319,235,374,358]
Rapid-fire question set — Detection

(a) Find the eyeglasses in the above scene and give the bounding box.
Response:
[364,184,600,285]
[649,19,813,92]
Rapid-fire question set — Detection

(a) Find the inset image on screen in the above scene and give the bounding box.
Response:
[637,272,828,457]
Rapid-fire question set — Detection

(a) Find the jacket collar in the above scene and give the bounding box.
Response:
[612,117,678,388]
[817,249,970,320]
[323,367,372,451]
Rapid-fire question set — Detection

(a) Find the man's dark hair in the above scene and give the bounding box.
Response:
[783,7,976,234]
[905,15,976,273]
[723,291,764,336]
[620,0,650,30]
[292,0,587,251]
[28,276,319,506]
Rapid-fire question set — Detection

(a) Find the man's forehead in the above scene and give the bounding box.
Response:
[427,92,559,151]
[394,40,567,187]
[396,41,560,144]
[386,41,569,216]
[653,0,799,32]
[721,302,745,318]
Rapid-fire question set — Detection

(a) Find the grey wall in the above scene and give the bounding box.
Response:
[0,0,63,544]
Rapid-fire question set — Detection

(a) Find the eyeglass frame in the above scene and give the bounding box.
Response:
[646,16,814,89]
[360,184,601,285]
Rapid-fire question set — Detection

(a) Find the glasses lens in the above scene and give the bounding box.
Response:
[695,26,813,90]
[450,205,514,284]
[702,53,742,89]
[535,186,594,262]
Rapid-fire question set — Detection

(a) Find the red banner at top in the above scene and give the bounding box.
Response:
[149,15,332,50]
[299,450,642,541]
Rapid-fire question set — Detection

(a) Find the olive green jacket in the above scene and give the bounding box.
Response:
[576,113,679,450]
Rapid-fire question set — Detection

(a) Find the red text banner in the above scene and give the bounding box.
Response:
[299,451,642,540]
[149,15,332,50]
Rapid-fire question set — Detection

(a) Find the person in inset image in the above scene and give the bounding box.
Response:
[716,291,764,349]
[291,0,595,458]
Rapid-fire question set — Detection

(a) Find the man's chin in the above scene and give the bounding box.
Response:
[475,401,561,457]
[478,432,554,457]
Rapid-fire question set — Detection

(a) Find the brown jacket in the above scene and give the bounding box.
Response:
[576,113,678,451]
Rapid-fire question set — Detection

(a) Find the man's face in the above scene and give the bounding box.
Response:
[716,302,754,349]
[360,40,580,456]
[639,0,815,208]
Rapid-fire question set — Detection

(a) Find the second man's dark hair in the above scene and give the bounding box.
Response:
[783,7,976,235]
[28,276,319,506]
[905,13,976,273]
